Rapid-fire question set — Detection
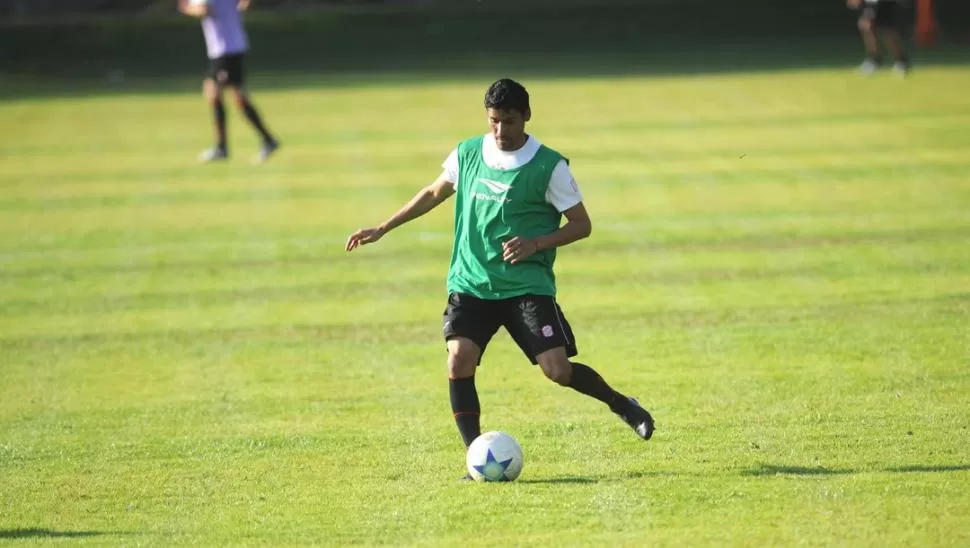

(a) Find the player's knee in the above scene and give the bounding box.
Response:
[447,357,476,379]
[858,18,873,31]
[538,358,571,386]
[203,80,221,104]
[230,88,248,108]
[447,343,478,378]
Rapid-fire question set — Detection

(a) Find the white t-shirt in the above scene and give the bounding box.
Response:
[441,134,583,213]
[193,0,249,59]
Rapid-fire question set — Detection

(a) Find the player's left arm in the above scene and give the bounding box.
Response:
[178,0,210,17]
[503,203,591,264]
[503,160,591,264]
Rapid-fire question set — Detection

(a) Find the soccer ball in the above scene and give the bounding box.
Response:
[466,431,523,482]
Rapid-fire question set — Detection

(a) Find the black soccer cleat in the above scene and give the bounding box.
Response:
[615,397,654,440]
[459,472,474,482]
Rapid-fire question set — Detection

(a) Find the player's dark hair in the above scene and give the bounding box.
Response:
[484,78,530,115]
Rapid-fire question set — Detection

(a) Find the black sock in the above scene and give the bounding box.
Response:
[449,376,481,448]
[240,99,274,144]
[568,362,627,413]
[213,100,227,150]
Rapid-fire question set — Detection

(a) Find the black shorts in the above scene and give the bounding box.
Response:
[861,1,902,29]
[206,53,245,86]
[442,292,578,365]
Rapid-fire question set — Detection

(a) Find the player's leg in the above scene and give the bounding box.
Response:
[857,7,883,75]
[442,293,502,449]
[880,28,911,75]
[875,2,911,75]
[447,337,483,448]
[199,62,229,162]
[223,54,279,163]
[535,347,654,440]
[504,295,654,440]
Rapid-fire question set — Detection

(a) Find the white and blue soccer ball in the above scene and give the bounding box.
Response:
[466,431,523,482]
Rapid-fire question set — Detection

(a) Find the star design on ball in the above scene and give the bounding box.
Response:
[474,449,514,481]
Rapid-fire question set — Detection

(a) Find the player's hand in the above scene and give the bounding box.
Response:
[345,227,386,252]
[847,0,861,8]
[502,237,539,264]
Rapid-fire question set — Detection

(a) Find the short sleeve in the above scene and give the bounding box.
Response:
[442,148,459,188]
[544,159,582,212]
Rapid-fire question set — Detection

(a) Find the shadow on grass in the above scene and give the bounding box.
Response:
[0,528,119,539]
[520,469,687,484]
[624,470,684,479]
[743,463,970,477]
[885,464,970,473]
[742,464,855,476]
[518,477,599,485]
[521,464,970,483]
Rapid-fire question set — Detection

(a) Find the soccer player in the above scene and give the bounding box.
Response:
[849,0,912,76]
[178,0,280,163]
[345,79,654,478]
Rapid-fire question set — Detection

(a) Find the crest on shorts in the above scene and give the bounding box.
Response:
[541,325,554,338]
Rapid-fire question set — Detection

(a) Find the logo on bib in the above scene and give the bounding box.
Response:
[477,178,512,193]
[471,178,512,203]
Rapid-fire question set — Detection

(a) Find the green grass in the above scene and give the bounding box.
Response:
[2,59,970,546]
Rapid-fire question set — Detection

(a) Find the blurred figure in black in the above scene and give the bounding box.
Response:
[849,0,911,76]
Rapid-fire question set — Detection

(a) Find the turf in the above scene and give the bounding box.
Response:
[1,43,970,545]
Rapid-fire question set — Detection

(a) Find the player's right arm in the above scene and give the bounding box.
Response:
[345,172,456,252]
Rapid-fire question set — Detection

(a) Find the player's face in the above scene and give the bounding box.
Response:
[487,108,530,151]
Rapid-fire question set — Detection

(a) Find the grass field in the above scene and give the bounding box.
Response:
[2,47,970,545]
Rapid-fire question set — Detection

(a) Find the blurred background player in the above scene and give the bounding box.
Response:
[178,0,280,162]
[849,0,912,76]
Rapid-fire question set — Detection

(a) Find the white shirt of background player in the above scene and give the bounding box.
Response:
[190,0,249,59]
